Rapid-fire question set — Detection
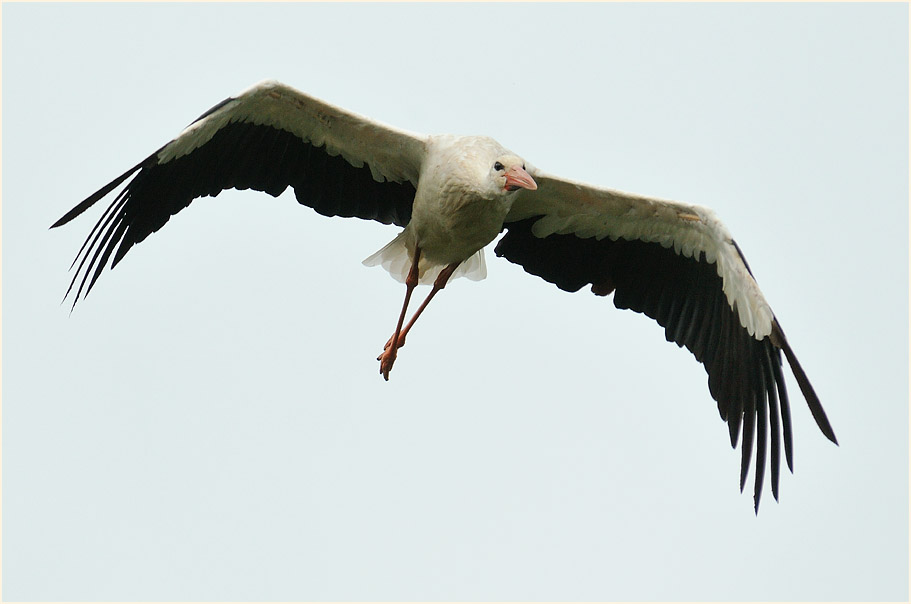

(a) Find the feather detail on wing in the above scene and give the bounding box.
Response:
[157,80,427,186]
[51,80,428,305]
[505,172,774,339]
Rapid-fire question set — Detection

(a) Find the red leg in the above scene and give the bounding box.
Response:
[377,260,460,380]
[394,261,460,349]
[378,247,422,380]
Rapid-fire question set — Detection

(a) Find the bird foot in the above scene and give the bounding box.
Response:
[377,346,398,381]
[377,334,407,380]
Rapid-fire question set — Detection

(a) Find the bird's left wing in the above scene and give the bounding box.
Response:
[498,171,837,511]
[52,80,428,305]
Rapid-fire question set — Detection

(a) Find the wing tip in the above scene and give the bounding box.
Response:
[770,320,837,440]
[51,158,149,229]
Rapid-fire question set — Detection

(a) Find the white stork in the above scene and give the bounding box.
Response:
[52,80,837,512]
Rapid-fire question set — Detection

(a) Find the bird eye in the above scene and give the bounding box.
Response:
[494,161,504,171]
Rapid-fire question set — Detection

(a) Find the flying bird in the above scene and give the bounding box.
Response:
[52,80,837,511]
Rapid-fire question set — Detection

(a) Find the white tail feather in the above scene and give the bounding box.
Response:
[362,233,487,284]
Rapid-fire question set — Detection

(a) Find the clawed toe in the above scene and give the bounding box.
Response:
[377,333,406,379]
[378,347,397,380]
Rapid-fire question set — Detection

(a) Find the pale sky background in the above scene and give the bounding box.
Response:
[3,2,908,601]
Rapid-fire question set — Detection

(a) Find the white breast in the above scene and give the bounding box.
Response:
[363,135,515,284]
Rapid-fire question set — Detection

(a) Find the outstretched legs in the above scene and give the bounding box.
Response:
[378,247,422,380]
[378,252,460,380]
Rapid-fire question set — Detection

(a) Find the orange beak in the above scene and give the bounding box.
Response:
[505,166,537,191]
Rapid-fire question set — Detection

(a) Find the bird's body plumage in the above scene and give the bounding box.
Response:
[413,136,519,265]
[52,80,836,511]
[367,135,526,284]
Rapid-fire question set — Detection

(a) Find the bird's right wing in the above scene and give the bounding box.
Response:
[51,80,428,305]
[499,171,837,511]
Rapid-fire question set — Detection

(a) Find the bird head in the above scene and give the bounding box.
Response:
[490,154,537,194]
